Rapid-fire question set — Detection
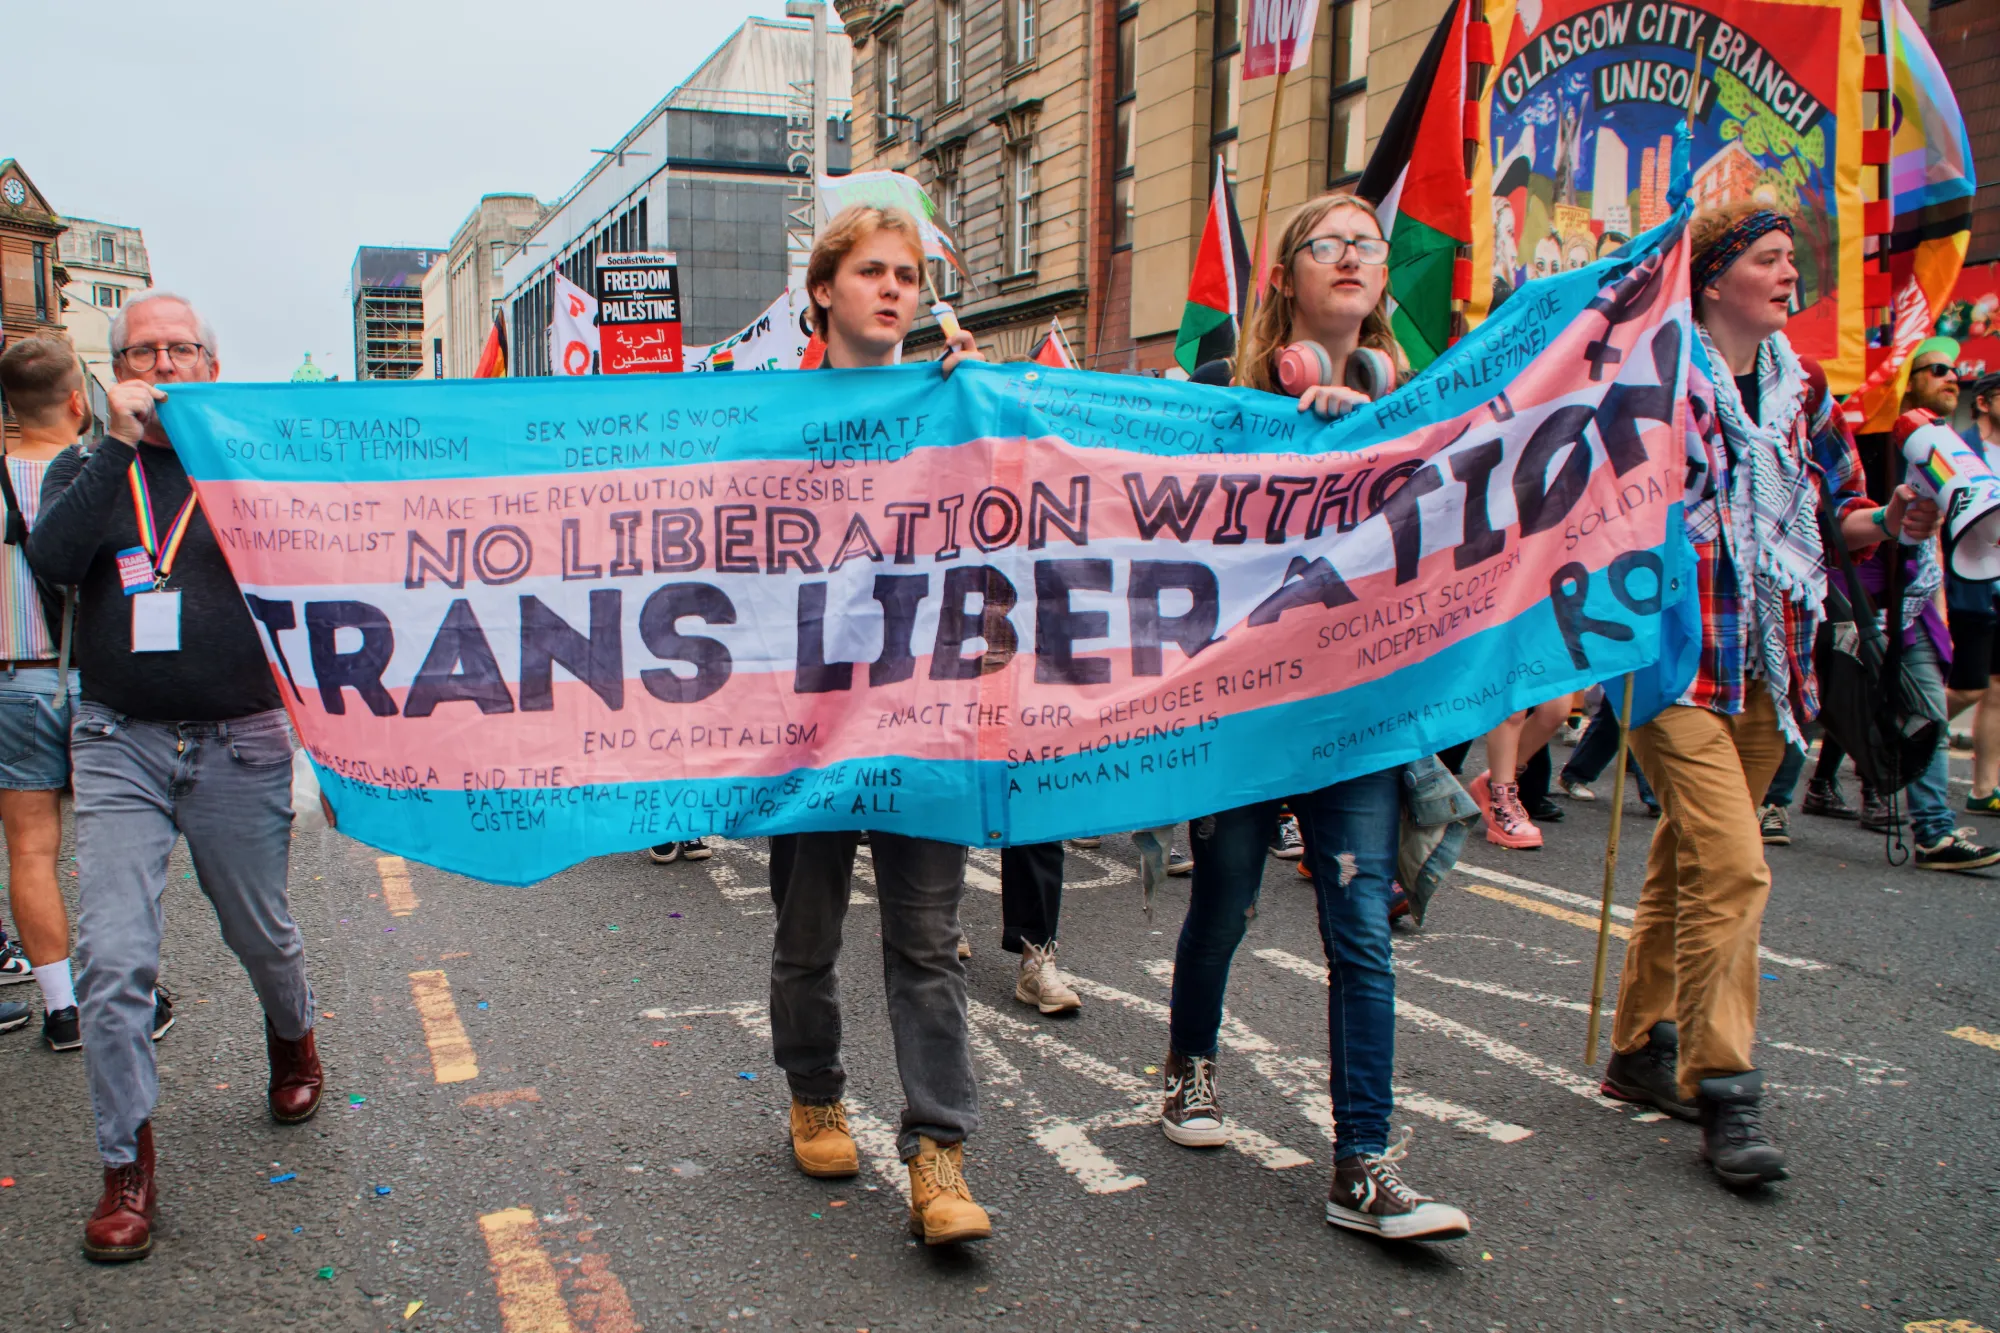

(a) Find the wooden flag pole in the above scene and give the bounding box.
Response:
[1247,67,1290,316]
[1584,673,1637,1066]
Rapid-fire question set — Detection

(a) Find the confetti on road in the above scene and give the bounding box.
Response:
[349,1094,366,1105]
[294,1226,304,1234]
[669,912,683,918]
[1947,1026,2000,1051]
[1762,973,1778,980]
[254,1234,265,1241]
[477,1001,489,1009]
[0,1178,13,1187]
[405,1301,423,1320]
[737,1071,758,1080]
[316,1266,334,1280]
[607,924,620,931]
[375,1185,392,1196]
[269,1172,296,1184]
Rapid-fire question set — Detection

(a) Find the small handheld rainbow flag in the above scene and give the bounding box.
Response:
[1920,447,1957,492]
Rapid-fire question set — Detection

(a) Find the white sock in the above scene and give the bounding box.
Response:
[34,958,75,1013]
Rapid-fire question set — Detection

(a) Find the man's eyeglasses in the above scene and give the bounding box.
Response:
[1913,362,1958,380]
[1295,234,1390,266]
[117,343,207,372]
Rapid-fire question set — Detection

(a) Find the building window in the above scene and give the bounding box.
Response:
[1007,0,1036,67]
[1210,0,1241,184]
[879,24,902,140]
[940,0,964,106]
[936,158,965,296]
[1113,4,1138,250]
[1329,0,1370,185]
[94,284,124,309]
[1008,139,1037,274]
[32,243,48,319]
[99,234,115,264]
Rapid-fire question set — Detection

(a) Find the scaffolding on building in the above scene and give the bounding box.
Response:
[354,286,425,380]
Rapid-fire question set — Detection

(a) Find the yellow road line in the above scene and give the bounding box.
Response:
[569,1251,642,1333]
[1945,1025,2000,1052]
[1461,882,1631,940]
[1904,1320,1994,1333]
[478,1208,578,1333]
[408,970,478,1083]
[461,1087,541,1110]
[377,855,419,917]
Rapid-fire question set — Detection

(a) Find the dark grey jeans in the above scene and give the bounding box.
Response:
[767,830,977,1159]
[71,704,310,1165]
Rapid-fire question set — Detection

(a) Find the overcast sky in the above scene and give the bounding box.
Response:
[8,0,794,383]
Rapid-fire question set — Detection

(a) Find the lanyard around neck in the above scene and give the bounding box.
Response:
[128,459,199,585]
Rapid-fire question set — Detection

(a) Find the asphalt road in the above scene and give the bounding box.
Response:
[0,742,1995,1333]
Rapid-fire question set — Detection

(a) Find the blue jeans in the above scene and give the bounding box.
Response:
[1902,634,1954,846]
[1561,695,1658,807]
[1169,767,1401,1158]
[1764,742,1808,807]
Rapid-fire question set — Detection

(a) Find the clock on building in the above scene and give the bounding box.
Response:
[1,179,25,206]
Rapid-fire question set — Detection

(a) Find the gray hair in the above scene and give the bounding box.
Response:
[109,290,220,363]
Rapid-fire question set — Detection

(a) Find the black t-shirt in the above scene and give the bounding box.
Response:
[1734,371,1762,427]
[28,438,281,722]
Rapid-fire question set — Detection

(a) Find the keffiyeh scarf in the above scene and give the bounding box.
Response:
[1697,325,1826,745]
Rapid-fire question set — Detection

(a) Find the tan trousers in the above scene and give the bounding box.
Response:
[1616,691,1788,1098]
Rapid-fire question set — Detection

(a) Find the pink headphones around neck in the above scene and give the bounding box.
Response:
[1276,342,1397,406]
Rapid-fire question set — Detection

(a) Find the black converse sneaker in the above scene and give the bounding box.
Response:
[0,938,31,984]
[1159,1050,1226,1147]
[1326,1129,1470,1241]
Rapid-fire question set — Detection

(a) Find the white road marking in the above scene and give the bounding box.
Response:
[968,1023,1145,1193]
[1761,1039,1905,1086]
[1394,959,1607,1016]
[1254,947,1630,1112]
[1107,961,1531,1144]
[967,999,1311,1171]
[1454,862,1827,972]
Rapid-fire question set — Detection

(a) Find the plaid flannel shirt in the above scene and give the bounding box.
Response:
[1677,359,1873,727]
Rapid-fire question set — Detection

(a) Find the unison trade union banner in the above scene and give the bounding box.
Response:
[159,219,1697,886]
[1482,0,1864,389]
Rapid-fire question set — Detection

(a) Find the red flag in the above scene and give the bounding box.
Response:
[1175,162,1253,374]
[800,331,827,370]
[1031,317,1076,369]
[474,310,508,379]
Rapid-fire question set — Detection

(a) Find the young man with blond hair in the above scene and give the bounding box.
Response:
[766,205,993,1245]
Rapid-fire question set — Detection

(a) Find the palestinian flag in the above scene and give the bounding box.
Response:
[1356,0,1473,371]
[474,310,508,378]
[1175,161,1252,375]
[1031,317,1077,369]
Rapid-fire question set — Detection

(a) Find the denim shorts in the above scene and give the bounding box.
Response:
[0,669,78,791]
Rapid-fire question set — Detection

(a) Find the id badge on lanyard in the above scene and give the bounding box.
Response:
[126,461,198,654]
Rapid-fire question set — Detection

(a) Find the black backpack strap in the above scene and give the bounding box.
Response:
[0,451,27,548]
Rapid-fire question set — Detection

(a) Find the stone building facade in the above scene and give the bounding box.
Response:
[832,0,1449,371]
[834,0,1096,361]
[0,160,69,447]
[57,215,151,391]
[434,194,546,378]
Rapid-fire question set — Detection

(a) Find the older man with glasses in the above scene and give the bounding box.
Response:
[27,290,322,1263]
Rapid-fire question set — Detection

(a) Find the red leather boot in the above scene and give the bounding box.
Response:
[267,1018,324,1123]
[83,1121,156,1263]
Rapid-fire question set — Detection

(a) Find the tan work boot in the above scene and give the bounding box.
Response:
[1015,940,1081,1014]
[790,1099,859,1179]
[905,1136,992,1245]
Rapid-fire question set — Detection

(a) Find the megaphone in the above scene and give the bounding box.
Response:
[1903,421,2000,580]
[1276,342,1397,404]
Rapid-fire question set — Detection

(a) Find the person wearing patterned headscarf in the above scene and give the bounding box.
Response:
[1600,202,1942,1191]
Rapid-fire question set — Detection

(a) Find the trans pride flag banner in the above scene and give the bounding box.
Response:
[160,220,1697,885]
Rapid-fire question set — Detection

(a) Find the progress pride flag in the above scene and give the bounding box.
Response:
[160,216,1695,885]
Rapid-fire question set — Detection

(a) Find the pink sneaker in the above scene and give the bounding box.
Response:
[1484,779,1544,849]
[1467,771,1493,826]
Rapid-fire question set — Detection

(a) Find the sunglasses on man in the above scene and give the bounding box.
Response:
[1913,362,1958,380]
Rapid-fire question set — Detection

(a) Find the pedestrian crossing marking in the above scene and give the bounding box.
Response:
[1253,947,1632,1112]
[376,855,418,917]
[1460,881,1631,939]
[1945,1025,2000,1052]
[408,969,478,1084]
[1119,960,1533,1144]
[1455,861,1827,971]
[478,1207,578,1333]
